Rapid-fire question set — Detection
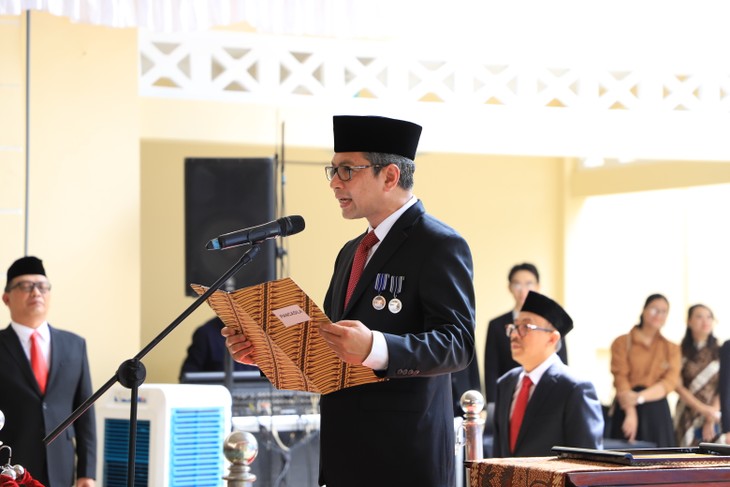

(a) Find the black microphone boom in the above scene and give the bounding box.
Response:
[206,215,305,250]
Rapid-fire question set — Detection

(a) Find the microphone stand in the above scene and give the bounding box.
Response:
[44,244,262,487]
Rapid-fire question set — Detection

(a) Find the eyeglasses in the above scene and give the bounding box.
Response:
[509,282,537,292]
[7,281,52,294]
[647,307,668,317]
[324,164,385,182]
[505,323,555,338]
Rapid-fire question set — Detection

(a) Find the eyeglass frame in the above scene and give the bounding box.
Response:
[505,323,556,338]
[509,281,538,292]
[646,306,669,317]
[5,280,52,294]
[324,164,387,182]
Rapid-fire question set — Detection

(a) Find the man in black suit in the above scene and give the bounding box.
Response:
[224,115,476,487]
[718,340,730,442]
[492,291,603,457]
[179,316,258,382]
[0,256,96,487]
[484,263,568,404]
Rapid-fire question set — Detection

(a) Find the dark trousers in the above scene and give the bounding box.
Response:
[608,386,676,447]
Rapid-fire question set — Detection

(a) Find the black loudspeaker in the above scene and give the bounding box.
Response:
[185,158,276,297]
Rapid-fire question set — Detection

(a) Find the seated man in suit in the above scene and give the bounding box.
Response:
[484,263,568,404]
[179,316,258,382]
[493,291,603,457]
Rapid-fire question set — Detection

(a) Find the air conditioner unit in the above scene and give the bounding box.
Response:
[96,383,232,487]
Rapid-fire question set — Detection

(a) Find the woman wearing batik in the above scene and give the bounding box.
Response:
[674,304,721,446]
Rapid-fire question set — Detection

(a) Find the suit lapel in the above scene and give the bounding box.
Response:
[0,325,42,394]
[516,362,560,449]
[329,234,362,320]
[47,325,62,388]
[343,201,424,316]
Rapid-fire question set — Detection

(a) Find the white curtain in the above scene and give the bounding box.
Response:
[0,0,250,31]
[0,0,435,35]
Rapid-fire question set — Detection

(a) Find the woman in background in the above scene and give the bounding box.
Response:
[674,304,721,446]
[609,294,681,447]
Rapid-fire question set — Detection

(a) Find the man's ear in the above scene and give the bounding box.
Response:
[382,163,401,190]
[2,293,9,306]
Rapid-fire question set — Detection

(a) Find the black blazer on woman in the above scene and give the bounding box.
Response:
[319,201,476,487]
[0,325,96,487]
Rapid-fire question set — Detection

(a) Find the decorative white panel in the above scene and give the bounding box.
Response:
[138,30,730,161]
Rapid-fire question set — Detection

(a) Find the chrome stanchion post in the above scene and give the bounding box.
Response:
[223,430,259,487]
[460,390,485,487]
[460,390,485,461]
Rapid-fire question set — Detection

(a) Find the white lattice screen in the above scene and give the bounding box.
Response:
[138,29,730,162]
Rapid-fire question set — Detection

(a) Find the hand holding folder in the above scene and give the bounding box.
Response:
[191,277,386,394]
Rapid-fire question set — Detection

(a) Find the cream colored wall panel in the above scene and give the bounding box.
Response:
[0,86,24,146]
[0,213,24,325]
[0,16,23,84]
[7,11,142,392]
[0,216,25,321]
[0,14,25,276]
[571,161,730,196]
[0,150,25,208]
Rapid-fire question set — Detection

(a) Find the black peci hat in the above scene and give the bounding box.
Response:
[333,115,422,160]
[6,256,46,286]
[521,291,573,336]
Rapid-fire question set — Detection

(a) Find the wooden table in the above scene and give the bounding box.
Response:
[468,456,730,486]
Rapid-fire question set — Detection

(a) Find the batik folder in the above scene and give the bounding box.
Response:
[191,277,386,394]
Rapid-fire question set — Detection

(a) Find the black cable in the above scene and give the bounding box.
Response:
[272,447,291,487]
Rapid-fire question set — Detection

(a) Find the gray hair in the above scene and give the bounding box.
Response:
[363,152,415,190]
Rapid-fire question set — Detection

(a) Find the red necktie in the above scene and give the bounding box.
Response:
[30,331,48,394]
[344,231,379,308]
[509,375,533,453]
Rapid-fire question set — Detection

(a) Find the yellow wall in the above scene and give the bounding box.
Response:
[0,12,140,391]
[572,161,730,196]
[0,15,26,262]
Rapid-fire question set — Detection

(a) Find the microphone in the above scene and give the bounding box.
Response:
[206,215,305,250]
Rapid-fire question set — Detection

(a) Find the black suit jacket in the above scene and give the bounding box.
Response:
[451,354,481,416]
[0,325,96,487]
[484,311,568,403]
[720,340,730,433]
[492,360,603,457]
[179,317,257,381]
[320,201,476,487]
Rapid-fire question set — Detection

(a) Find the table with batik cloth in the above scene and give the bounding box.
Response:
[468,456,730,486]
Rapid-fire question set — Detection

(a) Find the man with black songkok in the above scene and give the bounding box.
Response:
[484,263,569,405]
[492,291,603,457]
[224,115,476,487]
[0,256,96,487]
